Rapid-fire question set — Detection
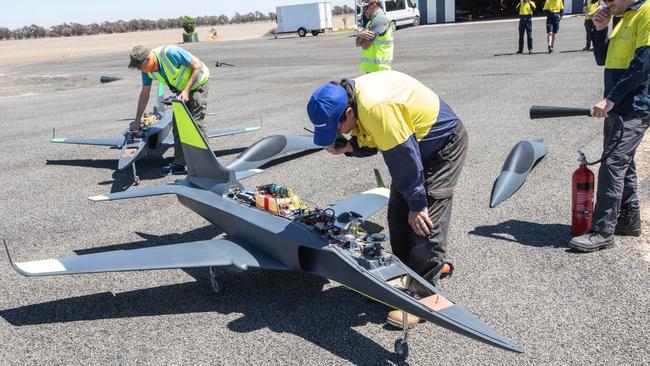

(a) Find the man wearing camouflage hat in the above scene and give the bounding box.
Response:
[128,45,210,176]
[356,0,393,73]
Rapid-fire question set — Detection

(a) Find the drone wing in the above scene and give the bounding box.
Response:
[160,126,261,146]
[4,238,286,277]
[207,126,261,138]
[51,137,125,148]
[327,187,390,220]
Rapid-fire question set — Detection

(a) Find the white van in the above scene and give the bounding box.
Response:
[356,0,421,31]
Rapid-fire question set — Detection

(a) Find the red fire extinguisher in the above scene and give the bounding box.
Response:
[572,149,595,236]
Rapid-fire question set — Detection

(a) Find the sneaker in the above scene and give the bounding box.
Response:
[386,310,422,329]
[528,49,533,54]
[516,50,523,54]
[568,231,615,252]
[548,45,553,53]
[582,46,591,51]
[160,163,187,176]
[615,208,642,237]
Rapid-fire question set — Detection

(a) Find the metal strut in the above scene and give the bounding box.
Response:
[132,161,140,185]
[394,311,410,360]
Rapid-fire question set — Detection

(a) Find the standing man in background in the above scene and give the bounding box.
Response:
[516,0,536,54]
[584,0,600,51]
[128,45,210,176]
[356,0,393,73]
[569,0,650,252]
[544,0,564,53]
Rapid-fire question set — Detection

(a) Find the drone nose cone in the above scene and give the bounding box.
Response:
[489,139,548,208]
[490,171,526,208]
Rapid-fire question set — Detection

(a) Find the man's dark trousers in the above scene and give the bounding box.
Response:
[519,15,533,52]
[584,19,595,48]
[387,121,468,292]
[592,114,650,234]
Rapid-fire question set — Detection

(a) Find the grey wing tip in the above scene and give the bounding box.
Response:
[3,239,12,266]
[513,344,525,353]
[3,239,23,275]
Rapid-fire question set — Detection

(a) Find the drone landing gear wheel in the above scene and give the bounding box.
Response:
[394,310,410,360]
[394,338,409,360]
[209,267,225,295]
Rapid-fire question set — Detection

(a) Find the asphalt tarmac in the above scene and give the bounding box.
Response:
[0,17,648,366]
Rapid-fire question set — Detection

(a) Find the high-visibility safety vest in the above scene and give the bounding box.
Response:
[605,0,650,69]
[518,1,536,16]
[149,46,209,92]
[360,12,394,73]
[543,0,564,13]
[585,1,600,20]
[606,0,650,69]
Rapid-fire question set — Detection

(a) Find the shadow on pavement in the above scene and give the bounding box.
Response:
[1,259,402,365]
[468,219,571,248]
[46,158,117,170]
[213,147,246,158]
[559,49,591,53]
[494,51,548,56]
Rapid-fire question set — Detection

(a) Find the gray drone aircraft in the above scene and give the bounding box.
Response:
[50,86,260,184]
[5,101,523,360]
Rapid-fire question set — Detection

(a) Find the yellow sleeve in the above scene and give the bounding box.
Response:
[359,102,413,152]
[636,8,650,48]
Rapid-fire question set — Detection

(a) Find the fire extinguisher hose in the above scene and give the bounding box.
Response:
[529,106,625,167]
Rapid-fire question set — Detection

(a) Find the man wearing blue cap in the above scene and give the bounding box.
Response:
[307,71,468,328]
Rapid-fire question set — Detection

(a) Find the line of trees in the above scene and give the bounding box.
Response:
[333,5,355,16]
[0,6,354,41]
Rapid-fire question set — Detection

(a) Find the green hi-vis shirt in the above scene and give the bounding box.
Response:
[606,0,650,70]
[517,1,536,15]
[543,0,564,13]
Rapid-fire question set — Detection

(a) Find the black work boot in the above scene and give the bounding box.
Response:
[568,231,615,252]
[615,207,642,237]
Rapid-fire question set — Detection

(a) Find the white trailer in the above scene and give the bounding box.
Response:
[275,2,333,38]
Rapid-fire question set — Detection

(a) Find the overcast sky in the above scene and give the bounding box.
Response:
[1,0,355,29]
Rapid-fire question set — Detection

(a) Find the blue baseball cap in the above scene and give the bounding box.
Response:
[307,83,347,146]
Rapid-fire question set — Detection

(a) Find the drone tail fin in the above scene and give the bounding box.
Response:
[171,100,234,182]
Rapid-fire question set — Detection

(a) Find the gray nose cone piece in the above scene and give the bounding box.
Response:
[490,138,548,208]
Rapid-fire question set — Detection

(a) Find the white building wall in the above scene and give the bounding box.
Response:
[427,0,437,24]
[445,0,455,22]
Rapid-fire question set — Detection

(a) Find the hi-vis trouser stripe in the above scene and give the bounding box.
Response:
[360,57,393,64]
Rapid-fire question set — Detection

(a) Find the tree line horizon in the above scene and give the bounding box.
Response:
[0,5,355,41]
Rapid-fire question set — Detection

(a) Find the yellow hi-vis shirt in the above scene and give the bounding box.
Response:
[585,1,600,20]
[543,0,564,13]
[351,71,440,151]
[606,0,650,69]
[517,1,536,15]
